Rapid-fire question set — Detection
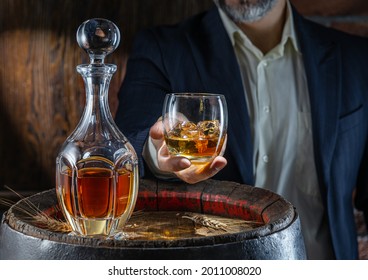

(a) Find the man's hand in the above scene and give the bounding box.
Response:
[149,119,227,184]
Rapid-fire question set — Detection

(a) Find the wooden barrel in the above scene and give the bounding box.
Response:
[0,179,306,260]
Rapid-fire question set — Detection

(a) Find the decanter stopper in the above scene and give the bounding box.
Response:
[76,18,120,65]
[56,18,139,237]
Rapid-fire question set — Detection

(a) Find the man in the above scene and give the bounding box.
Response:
[115,0,368,259]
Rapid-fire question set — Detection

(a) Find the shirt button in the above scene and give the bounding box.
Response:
[262,155,269,163]
[262,61,268,67]
[263,106,270,113]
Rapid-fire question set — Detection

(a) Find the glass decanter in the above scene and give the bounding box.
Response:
[56,18,139,237]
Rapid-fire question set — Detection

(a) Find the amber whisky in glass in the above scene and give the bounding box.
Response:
[163,93,228,164]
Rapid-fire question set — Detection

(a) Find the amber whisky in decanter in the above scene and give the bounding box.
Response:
[56,18,139,237]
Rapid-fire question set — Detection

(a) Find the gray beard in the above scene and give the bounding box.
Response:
[213,0,278,23]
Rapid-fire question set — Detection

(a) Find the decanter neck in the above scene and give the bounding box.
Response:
[75,64,117,139]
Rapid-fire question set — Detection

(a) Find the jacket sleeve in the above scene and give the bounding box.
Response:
[355,131,368,231]
[114,29,171,178]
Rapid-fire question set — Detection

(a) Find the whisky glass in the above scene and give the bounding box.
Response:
[162,93,228,164]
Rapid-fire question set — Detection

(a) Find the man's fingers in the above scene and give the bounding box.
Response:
[209,156,228,173]
[157,145,191,172]
[148,119,191,173]
[149,119,164,140]
[149,120,165,150]
[174,156,227,184]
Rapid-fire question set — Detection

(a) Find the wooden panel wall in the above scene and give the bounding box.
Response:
[0,0,214,191]
[1,0,368,192]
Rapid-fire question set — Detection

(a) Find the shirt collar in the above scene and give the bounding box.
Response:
[218,0,300,54]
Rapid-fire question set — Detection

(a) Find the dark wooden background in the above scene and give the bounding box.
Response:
[0,0,214,192]
[1,0,368,193]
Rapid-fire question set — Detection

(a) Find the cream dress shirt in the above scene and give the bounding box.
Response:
[144,1,335,259]
[218,2,335,259]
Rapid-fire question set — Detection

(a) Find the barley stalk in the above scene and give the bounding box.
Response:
[182,213,229,231]
[0,186,71,233]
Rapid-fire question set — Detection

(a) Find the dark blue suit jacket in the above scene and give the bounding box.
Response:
[115,6,368,259]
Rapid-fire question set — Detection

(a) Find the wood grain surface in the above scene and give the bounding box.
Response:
[0,0,213,191]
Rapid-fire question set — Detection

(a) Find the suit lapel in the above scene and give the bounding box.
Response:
[183,7,341,189]
[186,8,254,184]
[293,11,341,197]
